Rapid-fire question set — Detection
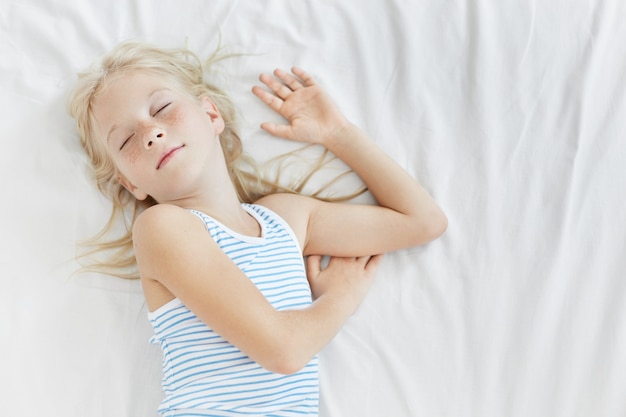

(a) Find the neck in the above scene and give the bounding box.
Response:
[160,148,259,236]
[162,179,260,236]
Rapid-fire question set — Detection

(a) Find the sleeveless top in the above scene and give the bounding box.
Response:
[147,204,319,416]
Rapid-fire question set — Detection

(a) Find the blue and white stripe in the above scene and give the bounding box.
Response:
[148,204,319,416]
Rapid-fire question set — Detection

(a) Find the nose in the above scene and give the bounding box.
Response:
[142,125,165,149]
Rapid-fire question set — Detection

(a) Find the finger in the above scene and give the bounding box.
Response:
[259,73,292,100]
[259,122,293,140]
[349,254,383,269]
[291,67,317,87]
[306,255,322,277]
[251,85,283,113]
[326,255,353,267]
[273,68,304,91]
[353,255,372,266]
[364,254,384,271]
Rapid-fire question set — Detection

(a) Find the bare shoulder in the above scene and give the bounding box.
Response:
[133,204,211,310]
[132,204,219,284]
[133,204,214,251]
[255,193,319,247]
[256,192,314,208]
[133,203,197,235]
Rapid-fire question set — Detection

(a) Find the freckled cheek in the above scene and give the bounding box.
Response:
[126,145,142,164]
[116,142,143,168]
[164,104,211,137]
[165,107,186,127]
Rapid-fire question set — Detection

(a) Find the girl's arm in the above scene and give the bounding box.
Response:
[134,205,381,375]
[252,68,447,256]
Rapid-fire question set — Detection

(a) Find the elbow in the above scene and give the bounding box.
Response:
[252,332,317,375]
[261,345,312,375]
[430,209,448,239]
[412,207,448,245]
[266,359,308,376]
[249,314,317,375]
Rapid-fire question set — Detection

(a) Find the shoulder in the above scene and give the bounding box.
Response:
[134,203,191,227]
[255,192,318,215]
[132,204,215,276]
[254,193,320,248]
[133,203,201,239]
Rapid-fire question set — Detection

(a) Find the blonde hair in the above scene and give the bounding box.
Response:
[69,40,363,279]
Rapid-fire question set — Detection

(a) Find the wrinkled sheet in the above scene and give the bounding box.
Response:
[2,1,626,416]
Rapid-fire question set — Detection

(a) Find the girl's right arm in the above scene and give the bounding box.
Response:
[134,203,380,375]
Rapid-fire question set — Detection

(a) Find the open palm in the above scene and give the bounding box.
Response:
[252,67,350,146]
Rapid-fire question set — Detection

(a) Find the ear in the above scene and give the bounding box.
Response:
[201,96,225,135]
[117,174,149,201]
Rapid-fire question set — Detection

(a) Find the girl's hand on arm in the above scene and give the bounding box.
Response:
[274,254,383,372]
[306,255,383,314]
[251,67,349,145]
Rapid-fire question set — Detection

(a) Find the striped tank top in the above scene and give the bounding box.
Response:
[148,204,319,416]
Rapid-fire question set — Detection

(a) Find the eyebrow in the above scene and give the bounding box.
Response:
[105,88,170,143]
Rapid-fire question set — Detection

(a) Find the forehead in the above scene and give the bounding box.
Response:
[91,70,189,136]
[94,70,177,107]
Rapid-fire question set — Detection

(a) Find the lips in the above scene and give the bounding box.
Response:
[157,145,185,169]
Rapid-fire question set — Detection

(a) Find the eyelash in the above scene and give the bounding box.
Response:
[120,134,134,151]
[154,103,171,116]
[119,102,172,150]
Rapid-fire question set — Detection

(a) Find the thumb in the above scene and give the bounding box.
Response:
[364,254,384,271]
[260,122,294,140]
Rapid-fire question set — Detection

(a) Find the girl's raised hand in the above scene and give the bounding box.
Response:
[252,67,350,146]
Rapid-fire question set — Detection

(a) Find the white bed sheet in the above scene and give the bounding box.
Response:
[2,1,626,416]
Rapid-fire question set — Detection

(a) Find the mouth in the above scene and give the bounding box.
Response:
[157,145,185,170]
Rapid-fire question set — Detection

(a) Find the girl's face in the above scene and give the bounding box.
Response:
[92,70,225,203]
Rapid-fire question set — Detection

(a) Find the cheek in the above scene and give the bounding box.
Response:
[115,141,143,169]
[165,106,187,126]
[126,145,142,164]
[166,103,213,135]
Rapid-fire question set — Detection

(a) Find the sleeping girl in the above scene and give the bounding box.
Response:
[69,40,446,416]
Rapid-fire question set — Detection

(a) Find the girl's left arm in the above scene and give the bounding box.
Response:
[253,68,447,256]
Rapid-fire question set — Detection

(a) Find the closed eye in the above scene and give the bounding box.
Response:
[120,133,134,151]
[153,103,171,116]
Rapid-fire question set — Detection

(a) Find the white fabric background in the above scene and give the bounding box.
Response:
[1,1,625,416]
